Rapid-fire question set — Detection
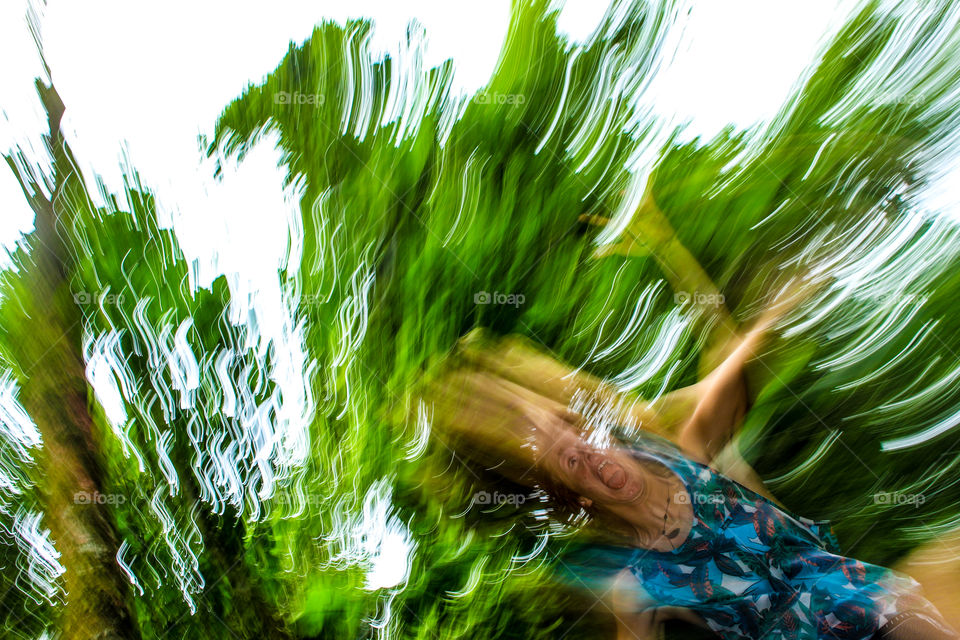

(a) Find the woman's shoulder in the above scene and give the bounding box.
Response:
[558,540,642,587]
[623,428,680,453]
[622,429,704,473]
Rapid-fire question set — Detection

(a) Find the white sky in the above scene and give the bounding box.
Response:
[0,0,852,270]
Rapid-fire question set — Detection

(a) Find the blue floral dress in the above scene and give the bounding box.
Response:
[565,430,943,640]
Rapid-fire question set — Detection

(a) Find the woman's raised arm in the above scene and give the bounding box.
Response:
[676,276,823,463]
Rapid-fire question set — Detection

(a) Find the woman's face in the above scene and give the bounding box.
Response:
[537,421,647,508]
[428,367,649,509]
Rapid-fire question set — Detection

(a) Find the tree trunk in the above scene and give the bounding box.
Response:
[4,81,138,640]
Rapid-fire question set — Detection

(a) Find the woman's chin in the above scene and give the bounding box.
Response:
[611,482,646,504]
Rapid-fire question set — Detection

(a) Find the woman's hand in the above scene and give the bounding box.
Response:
[708,266,831,371]
[608,568,709,639]
[579,180,667,260]
[748,270,828,339]
[678,266,831,462]
[608,568,659,640]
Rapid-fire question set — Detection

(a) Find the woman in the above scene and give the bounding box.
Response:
[424,182,957,639]
[424,305,958,640]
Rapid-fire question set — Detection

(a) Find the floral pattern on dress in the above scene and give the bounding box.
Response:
[618,430,941,640]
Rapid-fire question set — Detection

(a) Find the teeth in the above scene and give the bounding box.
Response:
[597,460,609,475]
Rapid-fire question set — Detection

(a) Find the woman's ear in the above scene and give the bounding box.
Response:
[578,496,593,509]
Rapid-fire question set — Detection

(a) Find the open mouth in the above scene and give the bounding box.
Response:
[595,459,627,490]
